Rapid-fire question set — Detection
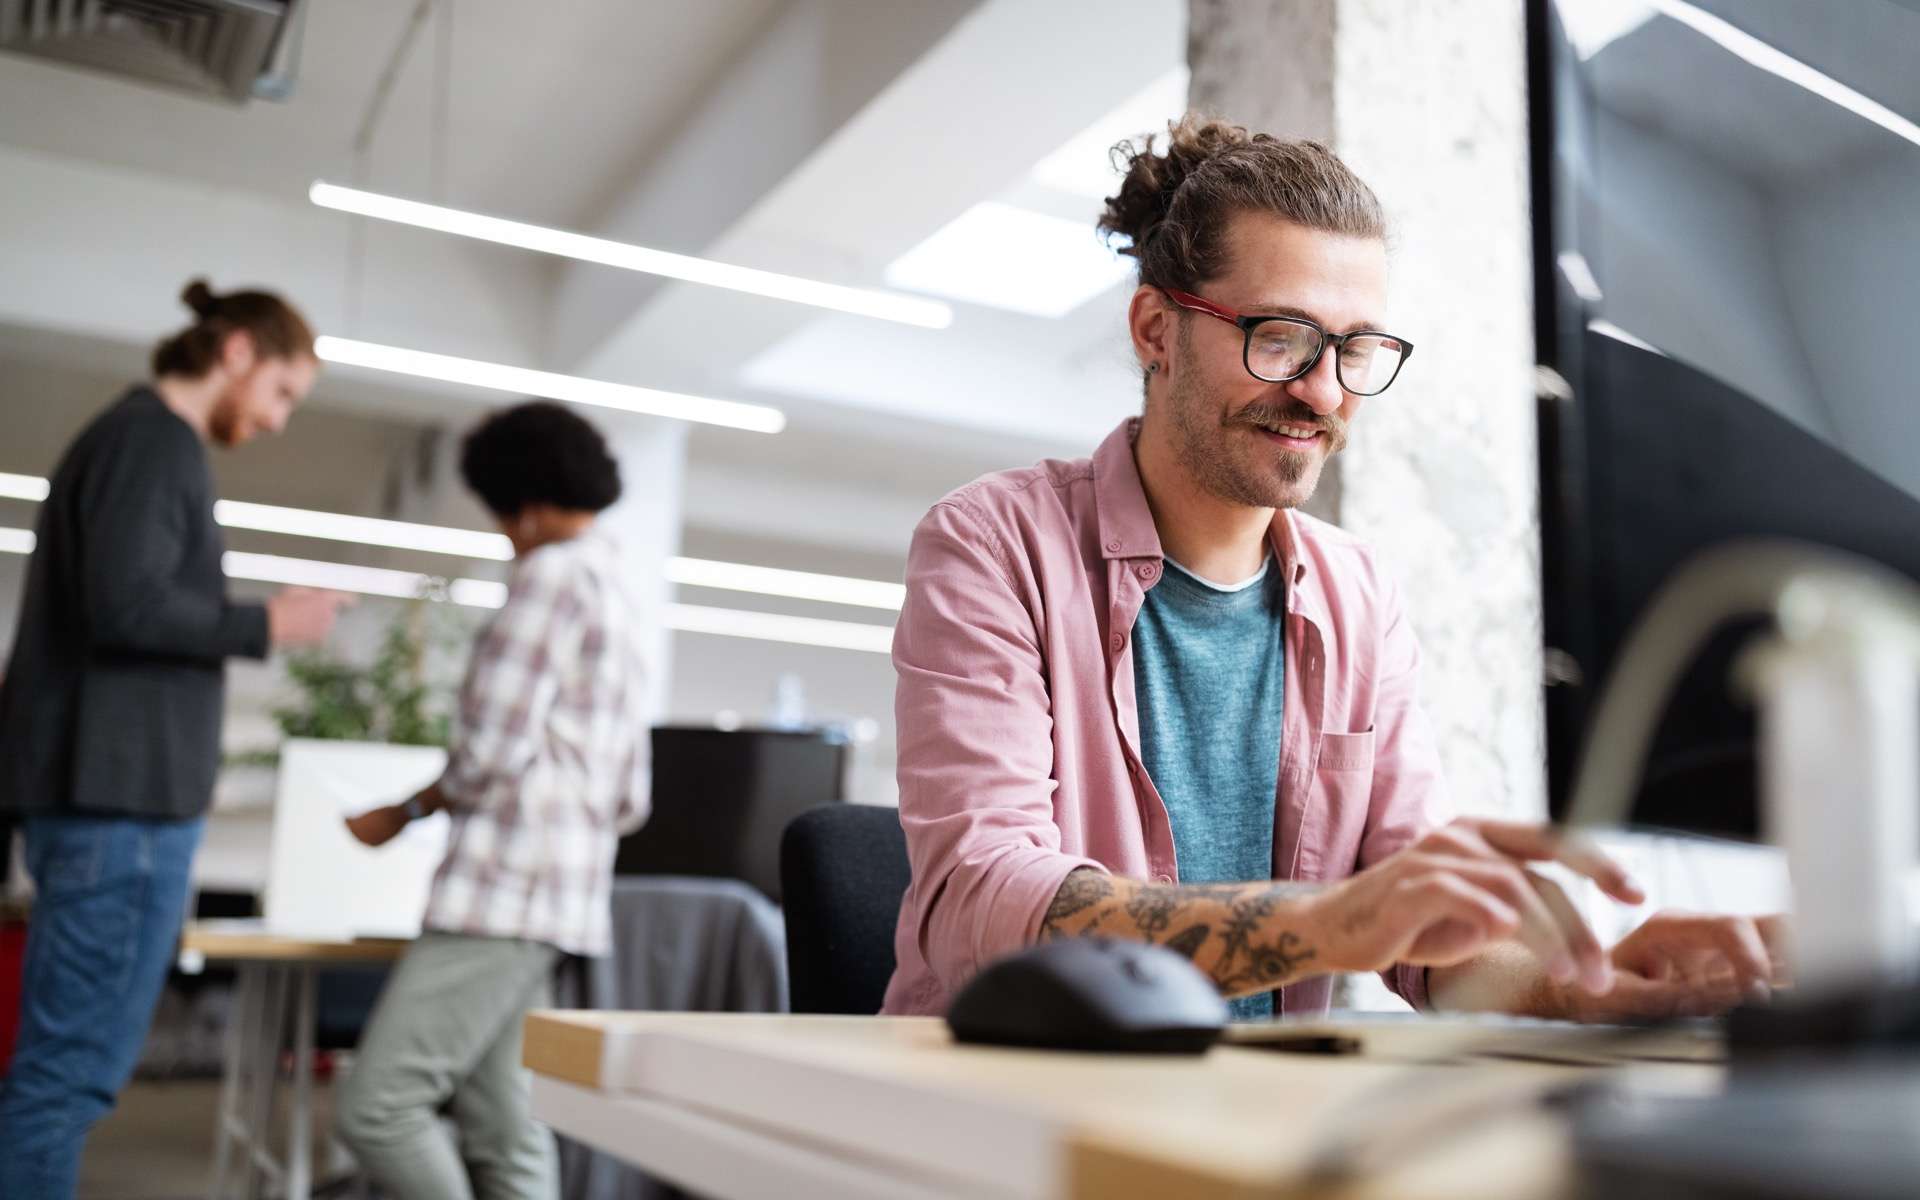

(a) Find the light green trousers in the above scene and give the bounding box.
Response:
[336,932,563,1200]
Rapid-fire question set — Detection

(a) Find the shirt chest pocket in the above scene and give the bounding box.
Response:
[1295,729,1377,880]
[1317,729,1376,774]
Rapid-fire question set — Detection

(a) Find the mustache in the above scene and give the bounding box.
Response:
[1225,404,1348,440]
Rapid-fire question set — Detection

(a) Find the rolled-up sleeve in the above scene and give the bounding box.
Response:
[892,501,1104,993]
[1357,569,1454,1010]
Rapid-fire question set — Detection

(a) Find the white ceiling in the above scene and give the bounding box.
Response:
[0,0,782,228]
[0,0,1190,567]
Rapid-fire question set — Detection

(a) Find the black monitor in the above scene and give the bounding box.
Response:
[614,726,849,901]
[1529,0,1920,836]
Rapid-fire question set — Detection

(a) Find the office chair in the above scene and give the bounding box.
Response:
[779,804,911,1015]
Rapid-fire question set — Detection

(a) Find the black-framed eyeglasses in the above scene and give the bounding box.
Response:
[1163,288,1414,396]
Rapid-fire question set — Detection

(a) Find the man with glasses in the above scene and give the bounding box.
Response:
[883,115,1781,1023]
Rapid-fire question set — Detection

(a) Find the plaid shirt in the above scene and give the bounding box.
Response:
[423,530,650,956]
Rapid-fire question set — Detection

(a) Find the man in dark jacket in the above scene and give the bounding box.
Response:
[0,281,344,1196]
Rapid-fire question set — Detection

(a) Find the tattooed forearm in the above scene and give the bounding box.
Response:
[1041,867,1115,926]
[1123,888,1177,939]
[1040,868,1325,997]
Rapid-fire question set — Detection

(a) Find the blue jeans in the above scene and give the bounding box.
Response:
[0,814,203,1198]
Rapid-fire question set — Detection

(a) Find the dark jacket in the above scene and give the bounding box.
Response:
[0,388,269,819]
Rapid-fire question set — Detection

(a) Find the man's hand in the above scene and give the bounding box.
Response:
[1303,818,1645,995]
[268,587,351,647]
[1552,911,1791,1021]
[344,803,410,848]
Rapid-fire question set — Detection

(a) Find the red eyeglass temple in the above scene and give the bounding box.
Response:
[1163,289,1242,324]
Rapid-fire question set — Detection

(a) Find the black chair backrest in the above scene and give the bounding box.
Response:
[780,804,911,1015]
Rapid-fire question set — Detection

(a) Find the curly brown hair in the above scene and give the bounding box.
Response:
[1098,113,1385,293]
[151,278,316,379]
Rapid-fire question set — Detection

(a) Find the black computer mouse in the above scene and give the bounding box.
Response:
[946,938,1229,1054]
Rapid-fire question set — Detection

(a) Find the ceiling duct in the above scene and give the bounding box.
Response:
[0,0,305,104]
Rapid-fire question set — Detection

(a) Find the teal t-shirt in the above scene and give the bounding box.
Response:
[1132,554,1285,1022]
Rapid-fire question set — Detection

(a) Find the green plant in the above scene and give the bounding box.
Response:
[272,598,460,749]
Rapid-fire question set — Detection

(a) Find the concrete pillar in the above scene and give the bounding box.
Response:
[1189,0,1543,822]
[595,417,687,722]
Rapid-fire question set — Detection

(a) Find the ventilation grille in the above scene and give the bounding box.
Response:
[0,0,301,104]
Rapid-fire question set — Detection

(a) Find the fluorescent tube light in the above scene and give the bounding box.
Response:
[223,551,442,601]
[667,556,904,611]
[224,551,507,611]
[215,500,512,560]
[5,480,907,610]
[664,603,894,654]
[310,182,954,331]
[6,528,899,652]
[447,578,508,609]
[0,472,49,502]
[884,201,1133,318]
[225,550,898,651]
[314,336,786,434]
[1649,0,1920,151]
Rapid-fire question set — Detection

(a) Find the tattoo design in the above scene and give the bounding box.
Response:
[1040,869,1322,993]
[1215,886,1318,990]
[1162,923,1211,960]
[1041,868,1115,935]
[1123,886,1178,939]
[1224,930,1316,989]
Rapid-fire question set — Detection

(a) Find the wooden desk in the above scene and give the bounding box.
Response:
[522,1010,1722,1200]
[179,921,408,1200]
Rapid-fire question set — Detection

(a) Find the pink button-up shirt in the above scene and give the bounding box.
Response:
[882,418,1453,1017]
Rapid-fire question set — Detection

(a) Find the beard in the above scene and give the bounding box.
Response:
[1164,363,1349,511]
[208,399,246,447]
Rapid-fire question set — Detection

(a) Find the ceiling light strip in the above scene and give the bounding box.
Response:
[5,531,897,653]
[664,603,894,654]
[314,336,787,434]
[309,182,954,330]
[0,472,50,502]
[667,556,904,611]
[222,551,439,601]
[215,500,514,560]
[2,481,906,603]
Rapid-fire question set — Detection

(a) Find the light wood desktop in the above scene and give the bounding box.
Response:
[522,1009,1723,1200]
